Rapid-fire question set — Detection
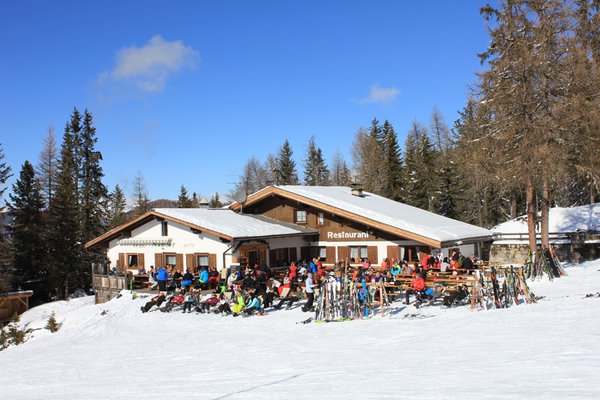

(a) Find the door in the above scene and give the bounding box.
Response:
[249,250,259,267]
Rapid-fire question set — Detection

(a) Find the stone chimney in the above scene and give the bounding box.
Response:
[350,183,363,197]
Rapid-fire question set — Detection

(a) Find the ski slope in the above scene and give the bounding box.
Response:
[1,260,599,400]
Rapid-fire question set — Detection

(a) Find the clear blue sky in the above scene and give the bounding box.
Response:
[0,0,490,204]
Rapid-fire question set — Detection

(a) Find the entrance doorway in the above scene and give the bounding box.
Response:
[248,250,259,267]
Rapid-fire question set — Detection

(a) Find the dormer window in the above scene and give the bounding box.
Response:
[295,210,307,224]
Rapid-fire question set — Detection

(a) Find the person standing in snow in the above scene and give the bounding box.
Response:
[302,273,315,312]
[157,266,169,292]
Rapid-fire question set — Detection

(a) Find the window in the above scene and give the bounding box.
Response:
[197,255,209,268]
[307,246,327,262]
[161,221,168,236]
[165,254,176,266]
[295,210,307,224]
[318,247,327,262]
[349,246,368,261]
[318,212,324,225]
[127,254,138,267]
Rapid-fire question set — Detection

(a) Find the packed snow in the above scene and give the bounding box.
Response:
[2,260,600,400]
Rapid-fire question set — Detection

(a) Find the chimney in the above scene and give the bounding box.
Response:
[350,183,363,197]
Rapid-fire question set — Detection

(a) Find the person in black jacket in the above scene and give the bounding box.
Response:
[443,285,469,307]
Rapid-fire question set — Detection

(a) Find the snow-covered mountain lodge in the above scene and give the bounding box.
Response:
[86,185,492,296]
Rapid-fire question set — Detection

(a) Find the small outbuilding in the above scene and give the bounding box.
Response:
[490,203,600,264]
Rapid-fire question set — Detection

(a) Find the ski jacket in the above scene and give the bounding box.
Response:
[289,265,297,279]
[185,293,195,302]
[157,268,169,281]
[204,296,220,306]
[411,277,426,291]
[199,269,209,283]
[233,295,245,314]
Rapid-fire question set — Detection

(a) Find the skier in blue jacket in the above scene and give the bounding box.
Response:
[156,266,169,291]
[198,267,209,289]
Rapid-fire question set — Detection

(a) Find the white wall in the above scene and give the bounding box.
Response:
[107,219,231,272]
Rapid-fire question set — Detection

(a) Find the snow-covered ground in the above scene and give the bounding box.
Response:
[2,260,600,400]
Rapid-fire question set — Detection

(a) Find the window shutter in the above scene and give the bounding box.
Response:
[118,253,125,273]
[386,246,400,262]
[176,254,183,270]
[155,253,163,268]
[367,246,378,265]
[138,253,145,268]
[326,247,335,263]
[186,254,194,271]
[337,246,349,263]
[208,254,217,269]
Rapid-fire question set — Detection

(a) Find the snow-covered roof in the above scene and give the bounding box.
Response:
[153,208,316,240]
[86,207,316,248]
[241,185,492,247]
[492,203,600,236]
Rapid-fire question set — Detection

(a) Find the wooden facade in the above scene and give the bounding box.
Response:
[240,194,431,265]
[0,291,34,324]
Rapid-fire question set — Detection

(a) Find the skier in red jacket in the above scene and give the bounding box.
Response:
[405,273,426,306]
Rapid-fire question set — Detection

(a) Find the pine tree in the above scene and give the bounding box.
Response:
[0,327,8,350]
[0,143,13,292]
[275,139,298,185]
[368,118,385,146]
[177,185,192,207]
[352,127,383,194]
[209,192,223,208]
[79,110,108,243]
[475,0,575,250]
[8,161,46,287]
[402,121,437,210]
[37,125,58,209]
[303,136,330,186]
[107,185,127,228]
[330,150,352,186]
[0,143,12,212]
[234,157,268,196]
[191,192,199,208]
[45,312,60,333]
[47,114,83,299]
[7,314,25,346]
[381,120,403,200]
[132,171,150,217]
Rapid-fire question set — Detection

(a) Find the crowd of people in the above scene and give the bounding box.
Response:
[139,251,481,316]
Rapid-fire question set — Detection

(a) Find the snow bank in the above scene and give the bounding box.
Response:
[1,260,600,399]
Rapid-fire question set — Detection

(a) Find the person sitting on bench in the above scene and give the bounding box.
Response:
[274,287,298,310]
[405,273,426,306]
[443,284,469,307]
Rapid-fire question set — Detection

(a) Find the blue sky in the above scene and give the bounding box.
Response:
[0,0,490,204]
